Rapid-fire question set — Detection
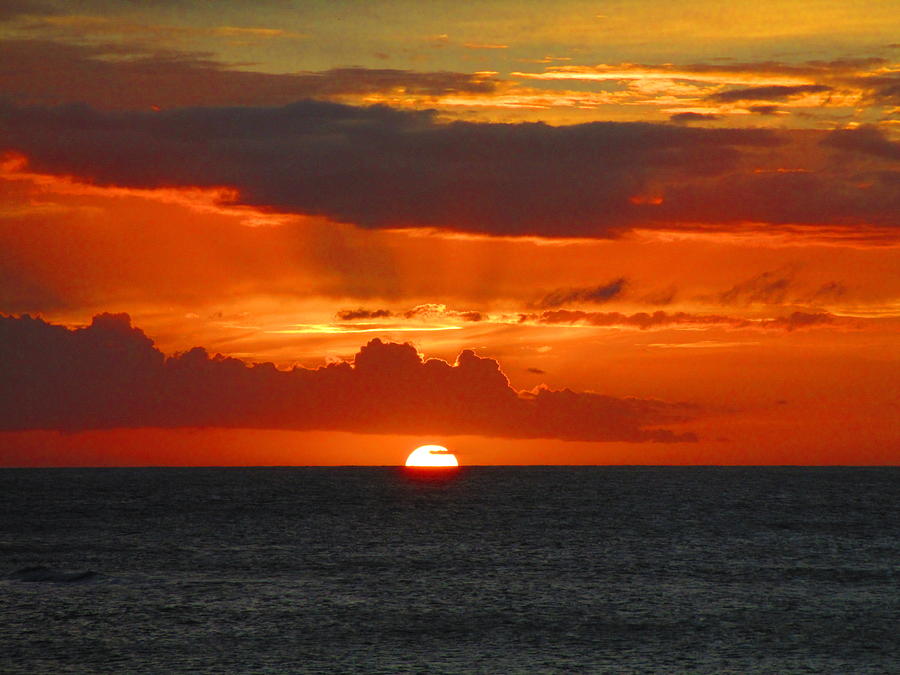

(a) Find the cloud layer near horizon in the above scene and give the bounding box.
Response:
[0,313,697,442]
[2,99,897,239]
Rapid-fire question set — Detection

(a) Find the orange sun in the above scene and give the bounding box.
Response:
[404,444,459,467]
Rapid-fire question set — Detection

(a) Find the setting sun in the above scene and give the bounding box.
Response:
[405,445,459,468]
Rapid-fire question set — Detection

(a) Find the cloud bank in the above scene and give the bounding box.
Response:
[3,98,897,240]
[0,313,697,442]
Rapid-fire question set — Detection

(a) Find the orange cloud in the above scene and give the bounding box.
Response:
[511,58,889,87]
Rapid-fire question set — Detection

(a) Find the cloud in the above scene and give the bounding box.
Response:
[0,313,697,442]
[402,304,483,322]
[335,306,481,323]
[0,39,501,110]
[857,73,900,106]
[718,269,793,305]
[714,270,850,308]
[527,309,842,331]
[651,166,900,233]
[670,112,721,123]
[800,281,847,304]
[513,57,900,118]
[748,105,781,115]
[531,309,748,329]
[337,308,393,320]
[1,97,897,240]
[641,285,678,306]
[759,311,835,331]
[512,58,888,86]
[537,278,627,308]
[707,84,832,102]
[0,98,785,238]
[822,125,900,161]
[17,13,306,43]
[0,0,53,21]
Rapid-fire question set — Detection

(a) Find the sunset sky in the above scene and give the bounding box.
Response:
[1,0,898,466]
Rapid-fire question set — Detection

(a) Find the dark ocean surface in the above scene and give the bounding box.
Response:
[1,467,897,674]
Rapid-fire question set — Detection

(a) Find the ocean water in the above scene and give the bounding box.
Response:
[1,467,897,674]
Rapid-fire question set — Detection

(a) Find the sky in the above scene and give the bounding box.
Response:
[0,0,898,466]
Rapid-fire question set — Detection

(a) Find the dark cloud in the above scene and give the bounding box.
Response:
[402,304,483,322]
[0,98,789,238]
[526,367,546,374]
[800,281,847,305]
[858,73,900,106]
[337,306,483,323]
[0,39,500,109]
[748,105,780,115]
[760,312,836,331]
[708,84,831,103]
[538,278,627,308]
[641,286,678,306]
[0,313,697,442]
[822,126,900,161]
[669,112,720,123]
[716,271,849,308]
[718,269,793,305]
[1,97,897,238]
[532,309,748,330]
[0,1,53,21]
[695,58,885,76]
[651,166,900,231]
[337,308,393,320]
[528,309,842,331]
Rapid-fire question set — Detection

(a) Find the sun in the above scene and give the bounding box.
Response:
[405,444,459,468]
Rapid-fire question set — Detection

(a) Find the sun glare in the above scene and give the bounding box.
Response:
[405,444,459,468]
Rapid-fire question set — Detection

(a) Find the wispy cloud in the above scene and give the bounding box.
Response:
[523,309,845,332]
[537,278,627,308]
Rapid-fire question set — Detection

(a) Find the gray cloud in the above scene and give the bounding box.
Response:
[0,39,500,110]
[0,0,53,21]
[822,125,900,161]
[718,270,793,305]
[708,84,832,103]
[538,278,628,308]
[337,308,393,320]
[747,105,780,115]
[528,309,842,332]
[1,97,897,239]
[0,98,790,238]
[670,112,721,124]
[0,313,698,442]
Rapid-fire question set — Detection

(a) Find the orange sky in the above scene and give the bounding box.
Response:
[0,1,897,465]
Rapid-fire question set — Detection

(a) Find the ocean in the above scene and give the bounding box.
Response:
[1,467,897,674]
